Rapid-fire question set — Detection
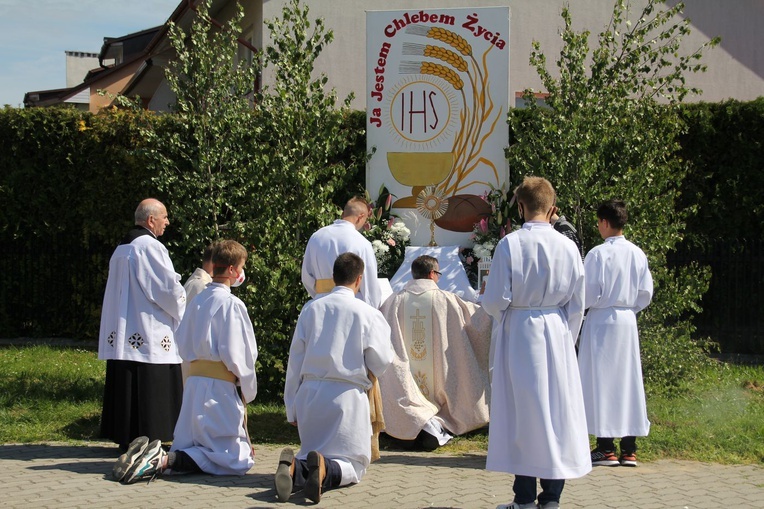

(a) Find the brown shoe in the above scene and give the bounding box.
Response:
[274,447,295,502]
[304,450,326,503]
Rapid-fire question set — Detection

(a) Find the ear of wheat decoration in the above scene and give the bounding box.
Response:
[403,25,501,197]
[416,185,449,246]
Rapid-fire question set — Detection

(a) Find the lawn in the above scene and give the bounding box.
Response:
[1,345,762,464]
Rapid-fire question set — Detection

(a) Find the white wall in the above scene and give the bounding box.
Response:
[261,0,763,109]
[65,51,99,88]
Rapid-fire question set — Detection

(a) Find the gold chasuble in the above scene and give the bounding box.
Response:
[402,291,436,402]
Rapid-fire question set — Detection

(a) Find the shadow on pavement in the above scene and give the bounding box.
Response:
[375,452,487,470]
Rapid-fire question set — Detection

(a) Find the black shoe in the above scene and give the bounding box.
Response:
[417,430,440,452]
[304,450,326,504]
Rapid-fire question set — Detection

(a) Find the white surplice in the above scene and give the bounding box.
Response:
[171,283,258,475]
[378,279,491,439]
[285,286,393,485]
[482,221,591,480]
[183,267,212,303]
[579,235,653,438]
[301,220,382,308]
[98,234,186,364]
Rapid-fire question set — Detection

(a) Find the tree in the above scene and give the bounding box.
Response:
[244,0,359,398]
[139,0,360,399]
[507,0,720,393]
[139,0,260,274]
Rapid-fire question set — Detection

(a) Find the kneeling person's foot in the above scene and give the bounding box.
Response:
[274,447,295,502]
[304,450,326,504]
[122,439,166,484]
[417,430,441,452]
[113,436,149,481]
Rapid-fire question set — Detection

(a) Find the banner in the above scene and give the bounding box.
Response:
[366,7,510,246]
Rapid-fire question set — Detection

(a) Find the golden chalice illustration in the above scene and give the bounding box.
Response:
[387,152,454,208]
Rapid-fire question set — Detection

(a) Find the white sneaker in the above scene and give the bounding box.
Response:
[496,503,538,509]
[540,502,560,509]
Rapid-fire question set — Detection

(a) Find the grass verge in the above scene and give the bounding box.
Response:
[1,345,762,464]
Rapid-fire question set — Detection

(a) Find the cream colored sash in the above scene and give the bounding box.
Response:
[188,360,237,382]
[402,290,435,402]
[315,278,335,294]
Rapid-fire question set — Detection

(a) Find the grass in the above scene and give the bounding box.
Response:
[1,345,763,464]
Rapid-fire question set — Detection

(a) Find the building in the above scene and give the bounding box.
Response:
[24,0,763,112]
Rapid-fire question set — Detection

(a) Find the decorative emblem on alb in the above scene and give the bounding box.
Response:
[161,336,172,352]
[414,371,430,398]
[409,308,428,361]
[107,331,116,347]
[128,333,144,349]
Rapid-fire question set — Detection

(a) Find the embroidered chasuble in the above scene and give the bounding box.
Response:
[378,279,491,440]
[402,291,436,401]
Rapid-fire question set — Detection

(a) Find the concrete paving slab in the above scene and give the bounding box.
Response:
[1,442,762,508]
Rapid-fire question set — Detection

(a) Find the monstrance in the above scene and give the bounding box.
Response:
[416,186,449,246]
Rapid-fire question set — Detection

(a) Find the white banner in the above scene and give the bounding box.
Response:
[366,7,510,246]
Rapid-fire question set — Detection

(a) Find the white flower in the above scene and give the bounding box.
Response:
[390,221,411,240]
[473,243,494,260]
[372,239,390,255]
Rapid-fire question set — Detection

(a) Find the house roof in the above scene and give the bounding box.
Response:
[25,0,253,110]
[98,26,163,65]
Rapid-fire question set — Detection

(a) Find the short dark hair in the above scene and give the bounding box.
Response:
[597,199,629,230]
[212,240,248,276]
[333,252,365,285]
[411,255,439,279]
[202,241,218,263]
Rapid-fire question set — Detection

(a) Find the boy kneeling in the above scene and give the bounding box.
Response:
[114,240,258,483]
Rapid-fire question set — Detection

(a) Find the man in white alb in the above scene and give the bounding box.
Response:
[99,198,186,458]
[113,240,258,484]
[276,253,393,503]
[579,199,653,468]
[301,196,382,308]
[482,177,590,509]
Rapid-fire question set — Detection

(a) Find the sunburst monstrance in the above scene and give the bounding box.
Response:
[416,186,449,246]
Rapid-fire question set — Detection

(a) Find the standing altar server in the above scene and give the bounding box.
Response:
[482,177,590,509]
[99,198,186,455]
[579,199,653,468]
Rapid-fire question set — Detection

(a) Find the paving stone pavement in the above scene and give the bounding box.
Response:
[1,442,763,508]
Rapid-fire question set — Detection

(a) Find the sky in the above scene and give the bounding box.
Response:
[0,0,180,107]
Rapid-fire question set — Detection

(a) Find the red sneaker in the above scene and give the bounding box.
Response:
[591,448,620,466]
[619,452,638,467]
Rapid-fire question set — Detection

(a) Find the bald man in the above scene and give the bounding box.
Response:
[99,198,186,467]
[301,196,382,308]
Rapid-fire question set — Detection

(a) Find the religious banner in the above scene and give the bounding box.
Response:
[366,7,510,246]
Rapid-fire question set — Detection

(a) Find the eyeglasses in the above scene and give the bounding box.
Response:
[432,270,442,276]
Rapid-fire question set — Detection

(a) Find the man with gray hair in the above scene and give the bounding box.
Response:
[99,198,186,476]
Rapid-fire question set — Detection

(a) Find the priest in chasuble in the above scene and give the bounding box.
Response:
[378,255,492,449]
